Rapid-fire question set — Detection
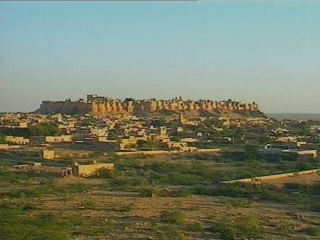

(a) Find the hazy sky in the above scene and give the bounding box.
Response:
[1,1,319,113]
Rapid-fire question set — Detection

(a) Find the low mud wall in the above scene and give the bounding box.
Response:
[222,169,320,184]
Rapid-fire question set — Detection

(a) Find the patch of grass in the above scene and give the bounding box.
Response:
[139,187,192,198]
[153,224,182,240]
[0,169,50,186]
[185,222,203,232]
[0,198,40,211]
[310,202,320,212]
[220,198,252,208]
[1,182,91,200]
[64,215,84,227]
[192,183,290,203]
[117,203,134,213]
[81,200,97,209]
[212,216,263,240]
[108,177,147,191]
[170,188,192,197]
[162,172,204,185]
[159,210,184,224]
[307,226,320,237]
[64,183,91,193]
[0,208,71,240]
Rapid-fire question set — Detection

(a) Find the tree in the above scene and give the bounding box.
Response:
[137,140,160,150]
[0,123,61,137]
[107,130,118,140]
[244,144,259,159]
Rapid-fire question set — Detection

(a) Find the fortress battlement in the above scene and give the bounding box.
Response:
[36,94,261,116]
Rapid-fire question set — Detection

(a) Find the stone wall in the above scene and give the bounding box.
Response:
[38,101,92,114]
[37,96,261,116]
[222,168,320,184]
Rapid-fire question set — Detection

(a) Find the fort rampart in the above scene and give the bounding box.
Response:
[37,95,261,116]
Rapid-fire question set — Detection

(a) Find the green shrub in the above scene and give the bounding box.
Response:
[213,222,238,240]
[212,216,262,240]
[170,188,192,197]
[139,187,155,197]
[237,216,262,238]
[153,224,182,240]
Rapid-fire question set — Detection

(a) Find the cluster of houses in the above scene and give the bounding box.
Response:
[261,136,318,160]
[0,112,319,162]
[1,112,273,152]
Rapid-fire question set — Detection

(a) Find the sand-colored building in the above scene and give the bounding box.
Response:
[5,136,29,145]
[0,144,9,150]
[30,135,72,144]
[163,141,196,152]
[41,149,55,160]
[70,161,114,177]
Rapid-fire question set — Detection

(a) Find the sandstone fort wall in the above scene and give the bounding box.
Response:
[37,95,261,116]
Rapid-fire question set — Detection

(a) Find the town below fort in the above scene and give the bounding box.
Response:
[1,95,320,240]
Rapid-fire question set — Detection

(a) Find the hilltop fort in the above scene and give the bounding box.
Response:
[36,94,263,117]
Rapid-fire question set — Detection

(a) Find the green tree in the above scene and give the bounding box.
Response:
[244,144,259,159]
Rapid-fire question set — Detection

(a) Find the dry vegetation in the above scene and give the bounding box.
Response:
[0,151,320,240]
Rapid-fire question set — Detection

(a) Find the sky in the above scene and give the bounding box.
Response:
[0,1,320,113]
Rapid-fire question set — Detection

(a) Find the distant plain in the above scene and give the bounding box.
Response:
[267,113,320,121]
